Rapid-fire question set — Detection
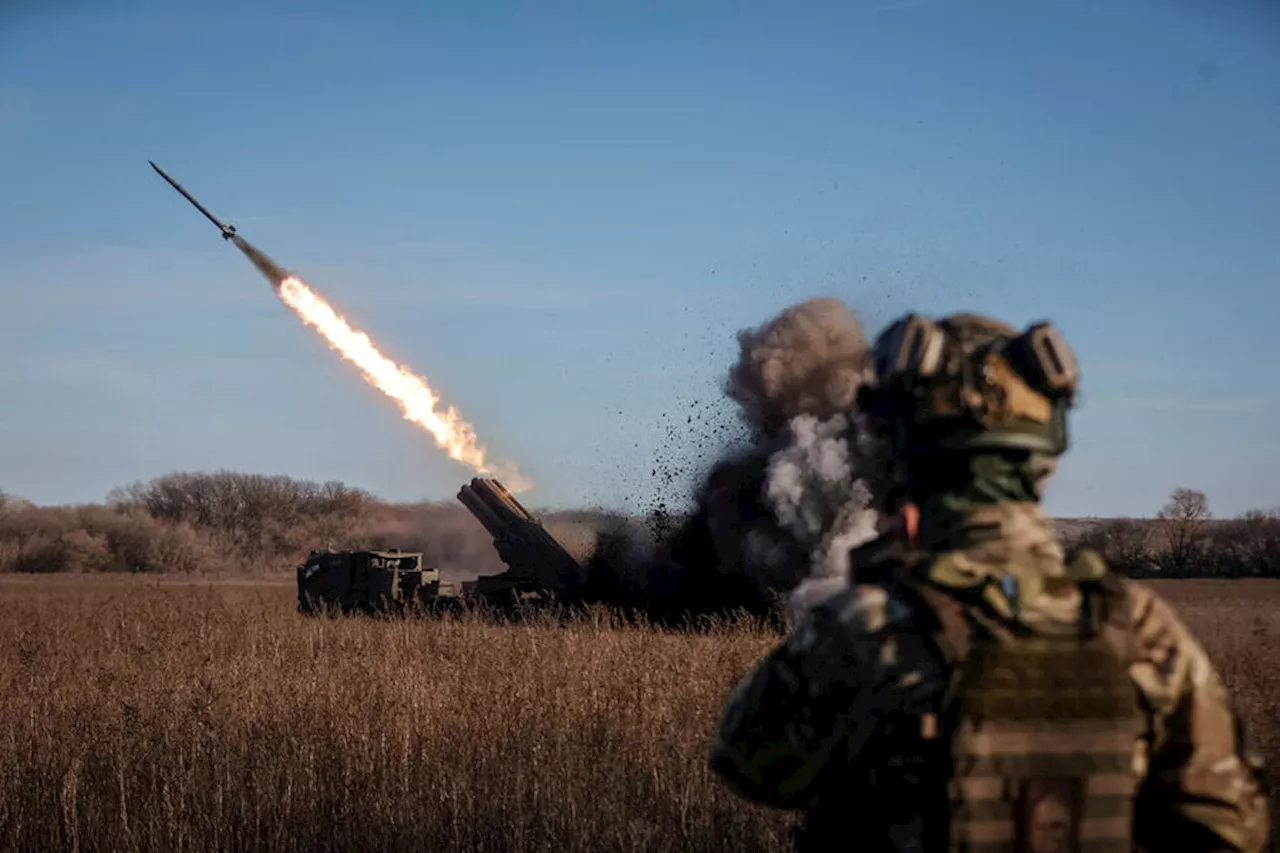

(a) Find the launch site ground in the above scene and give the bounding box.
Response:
[1,573,1276,852]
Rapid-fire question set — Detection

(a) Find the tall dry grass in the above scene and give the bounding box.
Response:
[0,577,789,853]
[0,577,1274,852]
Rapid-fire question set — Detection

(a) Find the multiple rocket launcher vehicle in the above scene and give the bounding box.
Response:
[295,479,588,614]
[152,164,589,611]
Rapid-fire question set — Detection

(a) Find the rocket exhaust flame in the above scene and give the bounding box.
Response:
[148,161,528,491]
[273,273,530,491]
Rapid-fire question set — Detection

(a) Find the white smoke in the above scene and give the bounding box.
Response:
[763,411,889,624]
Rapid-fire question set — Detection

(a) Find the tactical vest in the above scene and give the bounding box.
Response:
[903,555,1145,853]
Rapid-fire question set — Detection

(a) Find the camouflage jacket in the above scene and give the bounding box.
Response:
[708,503,1270,853]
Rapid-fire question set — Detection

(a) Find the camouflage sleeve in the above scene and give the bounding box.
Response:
[1126,582,1270,853]
[707,583,940,809]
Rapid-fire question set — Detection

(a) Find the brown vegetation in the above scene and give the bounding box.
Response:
[0,472,604,581]
[1067,487,1280,578]
[0,576,1275,852]
[4,477,1278,583]
[0,577,788,852]
[0,474,1275,848]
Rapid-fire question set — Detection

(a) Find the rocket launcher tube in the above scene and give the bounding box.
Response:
[457,487,508,539]
[487,479,535,521]
[456,478,586,596]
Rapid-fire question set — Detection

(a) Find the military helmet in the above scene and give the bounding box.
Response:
[861,311,1079,458]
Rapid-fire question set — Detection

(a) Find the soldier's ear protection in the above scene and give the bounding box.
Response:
[870,314,1079,404]
[873,314,947,384]
[1006,322,1078,403]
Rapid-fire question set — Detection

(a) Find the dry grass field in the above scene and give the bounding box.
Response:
[1,575,1276,852]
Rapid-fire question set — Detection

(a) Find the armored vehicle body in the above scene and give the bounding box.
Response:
[297,550,439,614]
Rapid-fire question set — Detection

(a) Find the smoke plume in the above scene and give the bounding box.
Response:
[724,297,874,438]
[763,410,890,624]
[719,298,886,602]
[579,296,890,623]
[764,413,882,577]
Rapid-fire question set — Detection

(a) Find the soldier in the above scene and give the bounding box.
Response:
[708,312,1269,852]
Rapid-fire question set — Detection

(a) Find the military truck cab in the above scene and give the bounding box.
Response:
[297,550,439,614]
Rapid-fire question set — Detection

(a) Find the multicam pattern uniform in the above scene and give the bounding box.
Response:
[708,503,1269,853]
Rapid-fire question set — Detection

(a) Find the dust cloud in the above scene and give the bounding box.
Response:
[581,297,891,622]
[724,297,873,438]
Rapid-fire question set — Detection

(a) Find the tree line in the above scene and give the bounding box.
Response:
[1069,487,1280,578]
[0,474,1276,578]
[0,472,507,576]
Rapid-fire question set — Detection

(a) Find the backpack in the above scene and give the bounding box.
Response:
[899,549,1145,853]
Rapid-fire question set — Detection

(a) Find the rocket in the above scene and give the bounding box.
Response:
[149,161,237,241]
[150,160,289,288]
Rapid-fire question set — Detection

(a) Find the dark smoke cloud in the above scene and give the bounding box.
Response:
[575,297,891,623]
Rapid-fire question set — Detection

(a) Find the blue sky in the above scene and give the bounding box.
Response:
[1,0,1277,518]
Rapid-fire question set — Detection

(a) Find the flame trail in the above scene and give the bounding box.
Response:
[275,274,530,491]
[141,163,526,489]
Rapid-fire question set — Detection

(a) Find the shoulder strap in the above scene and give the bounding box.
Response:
[889,559,995,701]
[1072,547,1136,660]
[905,578,973,667]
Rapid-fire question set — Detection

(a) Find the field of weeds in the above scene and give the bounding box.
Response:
[0,576,1276,852]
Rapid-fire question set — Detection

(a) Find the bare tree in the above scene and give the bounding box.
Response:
[1156,487,1211,576]
[1071,518,1157,576]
